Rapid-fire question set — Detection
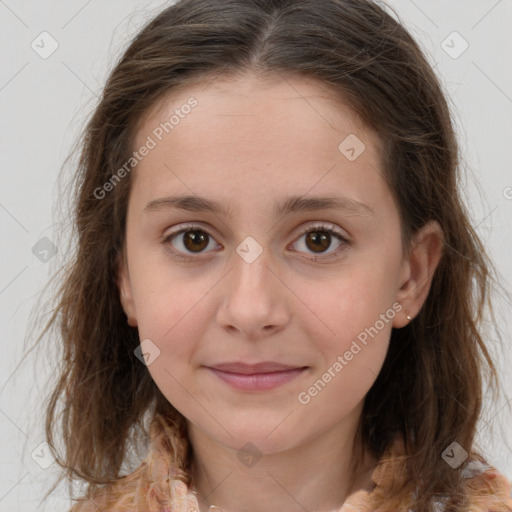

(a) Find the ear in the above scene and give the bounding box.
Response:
[393,220,444,328]
[116,251,138,328]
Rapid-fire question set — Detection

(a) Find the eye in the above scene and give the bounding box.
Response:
[163,224,220,261]
[162,223,349,262]
[290,223,349,260]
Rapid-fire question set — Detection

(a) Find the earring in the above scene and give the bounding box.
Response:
[406,313,413,322]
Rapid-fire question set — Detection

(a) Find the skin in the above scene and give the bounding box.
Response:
[117,72,443,512]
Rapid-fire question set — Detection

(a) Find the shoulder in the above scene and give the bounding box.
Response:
[431,460,512,512]
[67,460,151,512]
[67,416,197,512]
[462,460,512,512]
[68,412,196,512]
[366,435,512,512]
[67,466,199,512]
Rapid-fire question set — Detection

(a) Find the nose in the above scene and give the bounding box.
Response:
[216,248,291,340]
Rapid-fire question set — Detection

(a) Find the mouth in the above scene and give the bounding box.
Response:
[205,362,309,391]
[210,361,306,374]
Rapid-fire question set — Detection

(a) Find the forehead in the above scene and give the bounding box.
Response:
[133,71,378,153]
[130,72,387,210]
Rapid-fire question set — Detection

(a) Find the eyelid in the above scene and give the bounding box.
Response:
[290,222,350,260]
[163,221,350,242]
[294,222,349,240]
[162,221,350,261]
[162,222,222,260]
[163,222,218,241]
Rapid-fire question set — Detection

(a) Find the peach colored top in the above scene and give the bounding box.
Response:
[70,413,512,512]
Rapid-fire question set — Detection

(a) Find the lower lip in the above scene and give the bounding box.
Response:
[207,367,307,391]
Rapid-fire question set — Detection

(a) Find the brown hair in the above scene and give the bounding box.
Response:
[32,0,509,510]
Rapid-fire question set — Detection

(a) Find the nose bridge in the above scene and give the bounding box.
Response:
[231,242,276,300]
[217,240,290,336]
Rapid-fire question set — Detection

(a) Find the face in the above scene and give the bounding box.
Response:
[118,72,424,456]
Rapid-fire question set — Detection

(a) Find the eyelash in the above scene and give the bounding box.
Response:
[162,223,350,263]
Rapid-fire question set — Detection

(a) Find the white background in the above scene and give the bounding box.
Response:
[0,1,511,510]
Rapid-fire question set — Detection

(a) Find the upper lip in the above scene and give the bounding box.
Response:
[207,362,306,374]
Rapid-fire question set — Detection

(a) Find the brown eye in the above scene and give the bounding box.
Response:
[304,230,332,253]
[182,230,209,252]
[163,223,349,263]
[164,226,220,260]
[291,224,349,260]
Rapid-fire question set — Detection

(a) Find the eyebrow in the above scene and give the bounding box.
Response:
[144,194,374,217]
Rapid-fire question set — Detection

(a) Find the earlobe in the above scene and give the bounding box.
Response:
[393,221,444,328]
[116,252,138,328]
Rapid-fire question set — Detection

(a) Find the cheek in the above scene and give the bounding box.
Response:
[129,256,212,337]
[297,275,396,414]
[136,280,208,410]
[305,265,398,349]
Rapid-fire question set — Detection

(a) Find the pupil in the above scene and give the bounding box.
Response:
[307,231,330,253]
[184,230,208,252]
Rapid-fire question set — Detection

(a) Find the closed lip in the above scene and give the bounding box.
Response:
[206,362,307,374]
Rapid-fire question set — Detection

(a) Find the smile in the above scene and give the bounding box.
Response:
[205,362,308,391]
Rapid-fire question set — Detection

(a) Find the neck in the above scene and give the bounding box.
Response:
[187,412,377,512]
